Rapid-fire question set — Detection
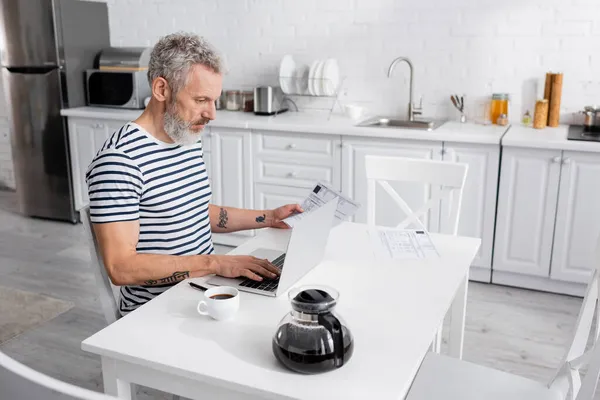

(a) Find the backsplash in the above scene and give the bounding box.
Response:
[0,0,598,189]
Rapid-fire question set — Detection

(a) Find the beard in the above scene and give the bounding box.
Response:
[163,100,209,146]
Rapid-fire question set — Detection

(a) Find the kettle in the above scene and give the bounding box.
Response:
[272,285,354,374]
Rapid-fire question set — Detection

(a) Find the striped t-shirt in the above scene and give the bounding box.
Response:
[85,122,213,315]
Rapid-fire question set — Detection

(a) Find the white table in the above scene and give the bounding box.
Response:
[82,222,480,400]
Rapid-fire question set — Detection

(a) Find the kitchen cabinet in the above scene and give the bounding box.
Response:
[441,143,500,281]
[207,127,254,246]
[67,118,127,211]
[493,147,562,279]
[341,138,443,232]
[550,151,600,284]
[252,130,341,191]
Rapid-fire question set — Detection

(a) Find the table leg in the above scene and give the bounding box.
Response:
[447,272,468,359]
[101,357,136,400]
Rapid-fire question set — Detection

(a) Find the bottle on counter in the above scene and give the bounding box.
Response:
[521,110,532,126]
[490,93,509,125]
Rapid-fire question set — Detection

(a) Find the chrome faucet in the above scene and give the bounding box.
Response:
[388,57,422,121]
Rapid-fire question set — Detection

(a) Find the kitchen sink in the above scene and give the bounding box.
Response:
[356,116,445,131]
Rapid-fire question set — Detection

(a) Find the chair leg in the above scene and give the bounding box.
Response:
[430,325,443,353]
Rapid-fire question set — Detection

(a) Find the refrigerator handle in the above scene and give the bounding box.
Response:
[5,66,58,74]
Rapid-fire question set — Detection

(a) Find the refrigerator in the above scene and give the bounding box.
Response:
[0,0,110,223]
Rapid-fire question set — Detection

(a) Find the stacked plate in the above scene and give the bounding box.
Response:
[279,55,340,97]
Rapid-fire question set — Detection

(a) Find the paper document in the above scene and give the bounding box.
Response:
[283,182,360,228]
[369,227,440,260]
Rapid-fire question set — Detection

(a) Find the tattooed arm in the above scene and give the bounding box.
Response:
[92,219,281,286]
[208,204,303,233]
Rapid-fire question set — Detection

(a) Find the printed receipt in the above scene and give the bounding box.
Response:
[283,182,360,228]
[369,227,440,260]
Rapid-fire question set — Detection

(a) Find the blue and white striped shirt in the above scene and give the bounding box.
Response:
[86,122,213,315]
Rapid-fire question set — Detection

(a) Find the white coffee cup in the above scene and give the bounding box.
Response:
[197,286,240,321]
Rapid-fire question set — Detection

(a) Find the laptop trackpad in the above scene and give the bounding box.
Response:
[250,248,285,262]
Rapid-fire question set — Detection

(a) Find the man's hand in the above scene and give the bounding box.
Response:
[268,204,304,229]
[213,255,281,281]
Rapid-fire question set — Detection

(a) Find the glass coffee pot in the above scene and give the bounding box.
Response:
[272,285,354,374]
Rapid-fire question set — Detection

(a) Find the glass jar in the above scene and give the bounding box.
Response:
[490,93,509,125]
[242,91,254,112]
[225,90,242,111]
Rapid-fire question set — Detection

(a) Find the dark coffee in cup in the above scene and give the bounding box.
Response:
[209,293,235,300]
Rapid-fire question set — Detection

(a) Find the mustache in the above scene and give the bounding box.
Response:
[191,117,210,126]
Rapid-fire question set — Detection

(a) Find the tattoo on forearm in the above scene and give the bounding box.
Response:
[256,214,266,223]
[144,271,190,286]
[217,207,228,228]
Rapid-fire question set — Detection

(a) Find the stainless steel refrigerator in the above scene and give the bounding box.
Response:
[0,0,110,223]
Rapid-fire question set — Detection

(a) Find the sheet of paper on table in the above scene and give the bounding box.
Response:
[283,182,360,228]
[369,227,440,260]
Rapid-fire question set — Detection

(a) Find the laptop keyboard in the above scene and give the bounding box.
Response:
[239,253,286,292]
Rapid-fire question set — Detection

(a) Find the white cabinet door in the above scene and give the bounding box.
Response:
[493,147,562,277]
[551,151,600,283]
[254,183,308,210]
[341,138,443,232]
[209,128,254,245]
[441,143,500,270]
[67,118,126,210]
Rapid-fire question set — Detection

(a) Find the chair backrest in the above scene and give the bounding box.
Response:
[549,235,600,400]
[364,155,469,235]
[0,349,116,400]
[80,206,121,325]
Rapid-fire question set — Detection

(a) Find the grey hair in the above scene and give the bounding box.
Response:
[147,32,223,95]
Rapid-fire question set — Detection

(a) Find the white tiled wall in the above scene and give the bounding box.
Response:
[1,0,599,188]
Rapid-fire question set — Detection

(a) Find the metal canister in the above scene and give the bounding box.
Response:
[582,105,600,128]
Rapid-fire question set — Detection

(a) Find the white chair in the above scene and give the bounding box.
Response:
[0,349,117,400]
[365,155,469,234]
[406,237,600,400]
[365,155,469,353]
[81,206,121,325]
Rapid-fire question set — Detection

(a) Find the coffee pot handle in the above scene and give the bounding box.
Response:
[318,312,345,368]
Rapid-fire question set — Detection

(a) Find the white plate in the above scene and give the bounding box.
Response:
[307,60,319,96]
[294,64,309,95]
[279,55,296,95]
[314,60,326,97]
[322,58,340,96]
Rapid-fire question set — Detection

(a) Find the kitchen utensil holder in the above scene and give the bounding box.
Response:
[278,75,346,120]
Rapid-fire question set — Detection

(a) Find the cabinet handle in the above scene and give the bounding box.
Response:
[94,123,104,129]
[287,171,297,178]
[562,157,571,165]
[551,156,562,164]
[286,143,297,150]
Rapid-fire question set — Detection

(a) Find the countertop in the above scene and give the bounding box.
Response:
[60,107,509,145]
[502,125,600,153]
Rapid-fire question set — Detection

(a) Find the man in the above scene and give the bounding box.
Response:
[86,32,302,315]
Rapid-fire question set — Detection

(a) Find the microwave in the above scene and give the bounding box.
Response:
[85,69,150,109]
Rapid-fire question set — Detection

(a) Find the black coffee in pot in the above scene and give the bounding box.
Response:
[272,323,354,374]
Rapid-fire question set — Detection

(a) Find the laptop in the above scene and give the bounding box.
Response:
[206,198,338,297]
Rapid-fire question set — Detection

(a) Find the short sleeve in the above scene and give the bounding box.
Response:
[85,149,144,224]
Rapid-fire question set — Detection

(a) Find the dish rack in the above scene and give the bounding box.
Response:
[277,75,346,120]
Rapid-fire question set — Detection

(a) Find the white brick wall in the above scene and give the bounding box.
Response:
[1,0,599,187]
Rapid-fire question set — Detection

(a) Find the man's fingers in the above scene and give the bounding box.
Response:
[241,269,263,281]
[249,259,278,278]
[259,259,281,276]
